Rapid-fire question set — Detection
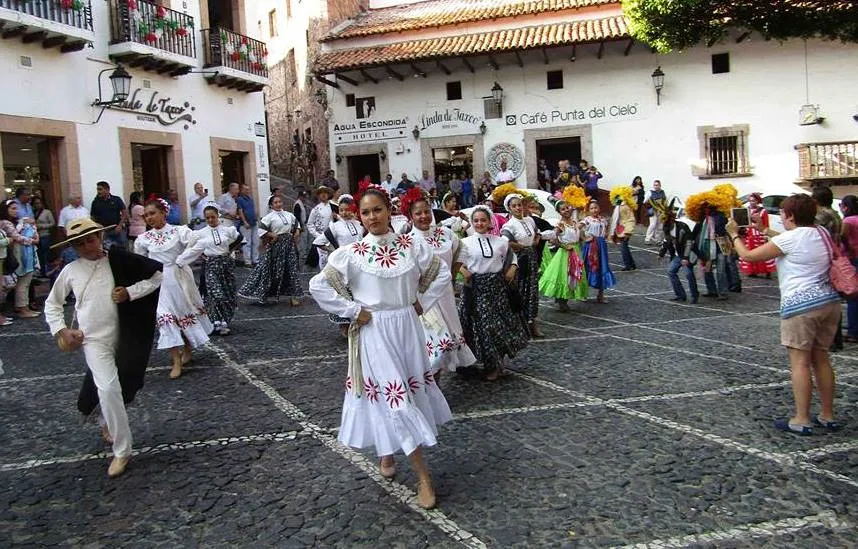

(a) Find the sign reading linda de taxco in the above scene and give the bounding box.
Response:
[418,108,483,132]
[109,88,197,130]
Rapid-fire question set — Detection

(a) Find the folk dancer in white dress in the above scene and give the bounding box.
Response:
[459,206,530,380]
[136,198,213,380]
[501,194,543,337]
[309,186,452,509]
[46,218,162,477]
[401,188,476,373]
[238,195,303,306]
[307,185,334,269]
[317,194,365,337]
[177,205,243,335]
[389,196,410,234]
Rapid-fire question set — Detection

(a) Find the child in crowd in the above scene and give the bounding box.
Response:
[581,199,616,303]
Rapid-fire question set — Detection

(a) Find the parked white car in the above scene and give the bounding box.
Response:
[739,193,842,234]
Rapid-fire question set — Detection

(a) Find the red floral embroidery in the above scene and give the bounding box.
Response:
[395,233,413,250]
[432,227,445,239]
[156,313,177,327]
[439,338,454,352]
[364,377,380,402]
[373,245,399,268]
[425,236,442,248]
[383,380,406,408]
[423,371,435,385]
[352,241,370,256]
[408,376,421,395]
[426,341,434,356]
[345,376,352,392]
[144,227,178,246]
[177,314,199,329]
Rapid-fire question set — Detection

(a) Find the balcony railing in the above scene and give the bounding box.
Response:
[202,27,268,79]
[796,141,858,181]
[0,0,93,31]
[109,0,195,59]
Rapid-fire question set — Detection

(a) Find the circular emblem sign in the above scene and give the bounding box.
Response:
[486,142,524,180]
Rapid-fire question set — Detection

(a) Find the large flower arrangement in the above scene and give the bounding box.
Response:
[560,184,588,210]
[59,0,85,10]
[685,183,742,222]
[490,182,529,205]
[221,31,269,70]
[128,0,194,45]
[609,185,636,208]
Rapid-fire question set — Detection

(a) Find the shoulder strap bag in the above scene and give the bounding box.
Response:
[817,226,858,299]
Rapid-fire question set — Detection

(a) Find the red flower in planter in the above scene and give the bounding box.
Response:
[241,36,248,45]
[176,27,188,37]
[230,51,241,62]
[60,0,73,8]
[127,0,137,9]
[145,32,158,43]
[155,5,167,18]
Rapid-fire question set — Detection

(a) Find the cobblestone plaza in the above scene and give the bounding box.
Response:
[3,236,858,547]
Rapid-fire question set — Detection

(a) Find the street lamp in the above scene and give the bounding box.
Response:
[651,66,665,106]
[412,125,420,139]
[479,121,487,135]
[491,81,503,107]
[91,64,132,123]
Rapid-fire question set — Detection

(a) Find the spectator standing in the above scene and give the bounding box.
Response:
[381,173,397,195]
[813,186,843,352]
[13,187,34,221]
[217,183,240,227]
[583,165,603,197]
[397,173,414,193]
[494,160,516,184]
[320,170,341,197]
[417,170,435,193]
[644,180,667,244]
[236,183,259,267]
[32,196,55,276]
[461,172,474,208]
[166,189,181,225]
[127,192,146,244]
[631,176,646,225]
[840,195,858,343]
[189,182,211,229]
[448,173,462,203]
[728,194,841,435]
[0,200,40,318]
[90,181,128,249]
[57,195,89,238]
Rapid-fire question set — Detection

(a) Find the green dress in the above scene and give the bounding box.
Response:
[539,243,588,301]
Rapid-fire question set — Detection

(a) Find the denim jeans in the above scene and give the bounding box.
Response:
[38,235,51,276]
[667,257,699,301]
[619,238,635,269]
[726,253,742,292]
[703,252,729,296]
[847,259,858,337]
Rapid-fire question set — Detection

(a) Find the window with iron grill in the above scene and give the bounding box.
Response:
[696,125,751,178]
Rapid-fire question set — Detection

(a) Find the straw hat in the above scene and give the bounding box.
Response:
[50,217,115,249]
[315,185,333,196]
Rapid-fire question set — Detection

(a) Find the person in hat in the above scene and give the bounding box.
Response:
[307,185,334,270]
[44,217,163,478]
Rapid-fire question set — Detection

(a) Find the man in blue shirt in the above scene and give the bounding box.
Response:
[236,183,258,266]
[166,188,181,225]
[13,187,34,221]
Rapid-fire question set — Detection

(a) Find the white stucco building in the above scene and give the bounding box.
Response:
[0,0,269,219]
[314,0,858,199]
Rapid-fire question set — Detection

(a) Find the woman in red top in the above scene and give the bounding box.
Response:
[739,193,776,277]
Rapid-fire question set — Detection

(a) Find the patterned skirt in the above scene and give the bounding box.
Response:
[422,288,476,373]
[739,228,776,275]
[156,264,213,350]
[202,255,237,324]
[459,272,530,368]
[238,235,303,302]
[582,237,617,290]
[539,245,589,301]
[516,246,540,323]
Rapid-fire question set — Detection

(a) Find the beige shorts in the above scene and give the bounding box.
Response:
[780,301,841,351]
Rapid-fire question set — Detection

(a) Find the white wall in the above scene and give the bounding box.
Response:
[1,0,268,212]
[324,36,858,199]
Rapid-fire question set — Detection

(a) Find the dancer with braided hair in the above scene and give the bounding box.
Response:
[135,197,213,379]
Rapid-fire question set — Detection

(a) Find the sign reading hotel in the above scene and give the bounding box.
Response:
[109,88,197,129]
[506,103,642,127]
[333,118,408,144]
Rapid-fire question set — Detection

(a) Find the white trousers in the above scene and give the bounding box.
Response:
[240,224,260,265]
[646,216,663,243]
[84,341,132,458]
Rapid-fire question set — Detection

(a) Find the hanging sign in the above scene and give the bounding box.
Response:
[109,88,198,129]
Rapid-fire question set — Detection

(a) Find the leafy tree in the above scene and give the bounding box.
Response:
[622,0,858,53]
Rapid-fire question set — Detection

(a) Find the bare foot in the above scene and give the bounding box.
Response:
[417,479,436,509]
[100,425,113,444]
[379,456,396,478]
[169,364,182,379]
[181,348,192,365]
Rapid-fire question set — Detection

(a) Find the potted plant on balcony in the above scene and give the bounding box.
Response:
[59,0,85,10]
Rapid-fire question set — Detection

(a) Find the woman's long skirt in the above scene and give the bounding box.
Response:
[156,264,213,349]
[339,307,452,457]
[422,288,476,373]
[739,227,776,275]
[459,272,530,369]
[202,255,237,324]
[238,235,303,302]
[515,246,540,323]
[539,245,588,301]
[582,237,616,290]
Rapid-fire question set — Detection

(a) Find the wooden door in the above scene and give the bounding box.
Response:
[141,147,169,198]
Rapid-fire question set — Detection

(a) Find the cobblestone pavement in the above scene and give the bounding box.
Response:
[3,234,858,547]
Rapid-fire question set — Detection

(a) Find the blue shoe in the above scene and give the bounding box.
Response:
[774,419,813,435]
[813,416,842,431]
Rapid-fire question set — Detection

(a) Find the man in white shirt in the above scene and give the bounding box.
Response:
[217,183,240,227]
[494,160,516,184]
[381,173,397,195]
[189,182,211,229]
[57,195,89,238]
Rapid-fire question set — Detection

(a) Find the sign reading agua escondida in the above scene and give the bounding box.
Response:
[109,88,197,129]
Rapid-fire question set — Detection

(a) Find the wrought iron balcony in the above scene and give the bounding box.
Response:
[0,0,94,53]
[108,0,197,76]
[202,27,269,93]
[796,141,858,184]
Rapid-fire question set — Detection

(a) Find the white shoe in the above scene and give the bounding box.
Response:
[218,325,231,336]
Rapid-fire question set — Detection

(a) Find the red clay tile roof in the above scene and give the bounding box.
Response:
[324,0,620,41]
[315,15,628,74]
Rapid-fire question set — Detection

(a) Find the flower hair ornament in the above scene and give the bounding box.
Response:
[399,187,426,218]
[469,204,495,225]
[147,194,171,214]
[503,193,523,213]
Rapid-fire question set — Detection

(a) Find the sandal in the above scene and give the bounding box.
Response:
[379,458,396,479]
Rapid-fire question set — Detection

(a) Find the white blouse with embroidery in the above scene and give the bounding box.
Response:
[582,216,608,239]
[309,231,452,320]
[176,224,241,265]
[410,225,459,267]
[307,202,332,238]
[556,222,581,246]
[259,210,297,235]
[135,224,198,266]
[459,234,516,274]
[317,218,363,248]
[501,216,537,247]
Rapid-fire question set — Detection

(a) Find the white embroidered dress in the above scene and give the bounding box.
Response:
[309,231,453,456]
[410,225,476,372]
[135,224,213,349]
